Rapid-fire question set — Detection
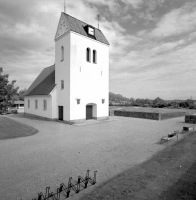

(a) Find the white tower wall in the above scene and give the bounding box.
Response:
[55,33,71,121]
[69,32,109,121]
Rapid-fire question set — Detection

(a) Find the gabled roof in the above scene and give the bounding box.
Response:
[55,13,109,46]
[25,65,55,96]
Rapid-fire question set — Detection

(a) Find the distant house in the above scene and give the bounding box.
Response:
[12,101,24,109]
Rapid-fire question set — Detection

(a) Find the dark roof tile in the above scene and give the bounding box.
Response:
[25,65,55,96]
[63,13,109,45]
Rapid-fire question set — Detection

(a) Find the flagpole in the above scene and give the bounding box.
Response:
[64,0,66,13]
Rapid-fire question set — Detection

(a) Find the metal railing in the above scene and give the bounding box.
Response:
[23,170,97,200]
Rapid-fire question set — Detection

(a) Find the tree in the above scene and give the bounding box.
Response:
[179,101,188,108]
[18,89,27,101]
[153,97,167,108]
[0,68,19,111]
[186,99,195,109]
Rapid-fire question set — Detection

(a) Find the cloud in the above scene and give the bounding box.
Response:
[84,0,120,13]
[150,40,185,54]
[122,0,164,10]
[0,0,132,90]
[0,0,61,89]
[121,0,143,9]
[110,36,196,99]
[0,0,195,99]
[66,0,139,59]
[150,2,196,38]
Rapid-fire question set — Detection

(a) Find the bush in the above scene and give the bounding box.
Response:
[11,109,18,114]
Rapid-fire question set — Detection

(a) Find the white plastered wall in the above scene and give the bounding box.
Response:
[24,96,52,118]
[50,86,57,119]
[55,32,70,121]
[69,31,109,120]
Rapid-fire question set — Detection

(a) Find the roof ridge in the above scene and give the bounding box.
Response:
[62,12,100,31]
[44,64,55,69]
[33,69,54,88]
[26,70,55,96]
[61,12,109,45]
[25,65,55,96]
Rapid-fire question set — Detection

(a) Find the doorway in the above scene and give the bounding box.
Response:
[86,105,93,120]
[58,106,63,121]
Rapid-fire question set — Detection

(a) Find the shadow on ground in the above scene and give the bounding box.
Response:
[159,160,196,200]
[79,132,196,200]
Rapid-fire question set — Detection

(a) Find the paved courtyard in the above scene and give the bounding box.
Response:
[0,114,192,200]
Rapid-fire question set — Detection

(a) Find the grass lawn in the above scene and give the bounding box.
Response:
[81,131,196,200]
[0,117,38,140]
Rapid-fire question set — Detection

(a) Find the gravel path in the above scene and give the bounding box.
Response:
[0,114,192,200]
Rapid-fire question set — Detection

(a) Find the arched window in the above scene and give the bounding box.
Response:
[93,50,97,63]
[86,48,91,62]
[43,100,47,111]
[61,46,64,61]
[35,100,38,109]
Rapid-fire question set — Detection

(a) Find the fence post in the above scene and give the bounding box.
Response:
[30,170,97,200]
[93,171,97,184]
[77,177,81,192]
[66,177,72,198]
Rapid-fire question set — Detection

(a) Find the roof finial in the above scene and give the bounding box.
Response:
[97,14,100,29]
[64,0,66,13]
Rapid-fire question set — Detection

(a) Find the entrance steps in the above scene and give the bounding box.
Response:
[72,118,117,126]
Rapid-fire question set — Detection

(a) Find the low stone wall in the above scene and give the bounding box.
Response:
[109,110,115,116]
[114,110,160,120]
[185,114,196,124]
[160,112,185,120]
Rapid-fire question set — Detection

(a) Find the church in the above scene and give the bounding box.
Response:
[24,12,109,124]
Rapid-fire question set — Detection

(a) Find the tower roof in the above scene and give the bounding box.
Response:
[25,65,55,96]
[55,13,109,45]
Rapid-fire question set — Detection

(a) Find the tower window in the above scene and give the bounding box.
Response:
[43,100,47,111]
[61,46,64,61]
[35,100,38,109]
[61,80,64,89]
[28,100,30,108]
[86,48,91,62]
[93,50,97,63]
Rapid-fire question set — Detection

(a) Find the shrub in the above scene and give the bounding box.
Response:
[11,109,18,114]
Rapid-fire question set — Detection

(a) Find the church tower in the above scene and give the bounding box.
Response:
[54,13,109,123]
[24,13,109,124]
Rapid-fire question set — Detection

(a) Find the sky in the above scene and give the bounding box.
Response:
[0,0,196,100]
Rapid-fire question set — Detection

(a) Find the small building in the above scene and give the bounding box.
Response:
[12,101,24,109]
[24,12,109,124]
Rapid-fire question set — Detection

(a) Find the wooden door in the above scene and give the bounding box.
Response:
[58,106,63,121]
[86,105,93,120]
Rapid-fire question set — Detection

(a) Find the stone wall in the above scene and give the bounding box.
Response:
[114,110,160,120]
[109,110,115,116]
[160,112,185,120]
[185,114,196,124]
